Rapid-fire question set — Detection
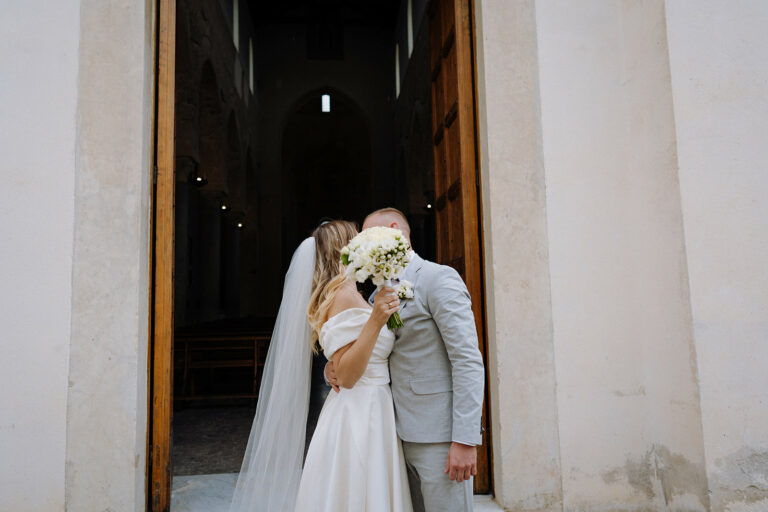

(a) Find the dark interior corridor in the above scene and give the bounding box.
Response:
[170,0,436,483]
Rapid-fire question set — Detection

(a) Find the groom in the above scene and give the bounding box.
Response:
[326,207,485,512]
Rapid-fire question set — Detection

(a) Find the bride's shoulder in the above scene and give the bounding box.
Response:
[331,285,368,310]
[325,286,370,322]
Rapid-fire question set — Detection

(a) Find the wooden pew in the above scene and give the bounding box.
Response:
[173,330,271,403]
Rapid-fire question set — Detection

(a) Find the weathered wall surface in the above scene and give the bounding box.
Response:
[64,1,155,510]
[665,2,768,511]
[474,1,563,510]
[536,0,708,510]
[0,2,81,511]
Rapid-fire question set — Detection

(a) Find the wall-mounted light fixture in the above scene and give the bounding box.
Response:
[321,94,331,113]
[425,192,435,212]
[235,212,246,229]
[180,155,207,187]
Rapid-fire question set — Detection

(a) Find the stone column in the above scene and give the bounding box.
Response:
[198,189,224,322]
[221,209,242,318]
[534,0,707,509]
[66,1,155,510]
[474,1,563,510]
[666,2,768,510]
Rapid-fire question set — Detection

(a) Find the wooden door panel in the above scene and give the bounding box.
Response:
[446,121,462,192]
[444,61,459,113]
[431,77,445,136]
[440,0,456,46]
[429,0,491,494]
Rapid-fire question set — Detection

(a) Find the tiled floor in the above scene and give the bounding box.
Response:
[172,407,254,475]
[171,473,239,512]
[171,473,504,511]
[172,366,331,475]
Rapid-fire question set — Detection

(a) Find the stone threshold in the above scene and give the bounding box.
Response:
[171,473,504,511]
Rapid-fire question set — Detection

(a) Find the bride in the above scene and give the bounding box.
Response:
[228,220,413,512]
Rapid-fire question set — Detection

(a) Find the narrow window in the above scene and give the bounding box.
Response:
[407,0,414,57]
[249,38,254,94]
[233,0,239,50]
[321,94,331,113]
[395,43,400,98]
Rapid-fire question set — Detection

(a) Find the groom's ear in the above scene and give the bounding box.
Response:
[390,222,411,242]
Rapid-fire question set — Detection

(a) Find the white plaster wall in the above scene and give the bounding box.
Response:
[535,1,707,509]
[0,2,80,511]
[665,2,768,511]
[64,1,155,510]
[474,1,562,510]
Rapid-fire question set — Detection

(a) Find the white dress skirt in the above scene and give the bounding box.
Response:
[294,307,413,512]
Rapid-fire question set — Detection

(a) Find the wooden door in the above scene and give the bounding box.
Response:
[428,0,492,493]
[149,0,176,509]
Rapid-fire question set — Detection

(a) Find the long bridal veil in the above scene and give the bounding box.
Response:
[229,237,316,512]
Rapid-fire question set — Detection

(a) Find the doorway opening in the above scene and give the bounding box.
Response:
[150,1,490,510]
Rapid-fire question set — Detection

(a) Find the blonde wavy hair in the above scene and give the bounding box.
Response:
[307,220,359,351]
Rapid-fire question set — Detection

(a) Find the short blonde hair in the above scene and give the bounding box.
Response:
[364,207,410,234]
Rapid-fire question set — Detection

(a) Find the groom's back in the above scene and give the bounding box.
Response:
[388,257,484,446]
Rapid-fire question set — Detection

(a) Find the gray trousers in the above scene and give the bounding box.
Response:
[402,441,474,512]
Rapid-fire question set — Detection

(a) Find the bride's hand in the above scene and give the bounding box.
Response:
[372,286,399,326]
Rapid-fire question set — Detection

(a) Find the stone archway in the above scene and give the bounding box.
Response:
[280,88,373,269]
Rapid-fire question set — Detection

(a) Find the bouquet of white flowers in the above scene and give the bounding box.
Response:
[341,226,414,329]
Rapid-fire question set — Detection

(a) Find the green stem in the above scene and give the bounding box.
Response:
[387,312,404,330]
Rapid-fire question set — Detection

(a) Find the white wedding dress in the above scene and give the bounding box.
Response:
[294,307,413,512]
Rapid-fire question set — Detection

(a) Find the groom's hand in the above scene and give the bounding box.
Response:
[445,442,477,483]
[325,361,340,392]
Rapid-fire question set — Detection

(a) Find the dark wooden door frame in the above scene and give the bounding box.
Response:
[468,0,495,494]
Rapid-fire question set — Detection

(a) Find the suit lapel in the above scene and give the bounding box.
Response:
[398,253,423,313]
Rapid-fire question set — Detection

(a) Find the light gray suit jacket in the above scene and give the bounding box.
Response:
[373,253,485,446]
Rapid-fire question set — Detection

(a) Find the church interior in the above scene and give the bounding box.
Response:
[169,0,437,501]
